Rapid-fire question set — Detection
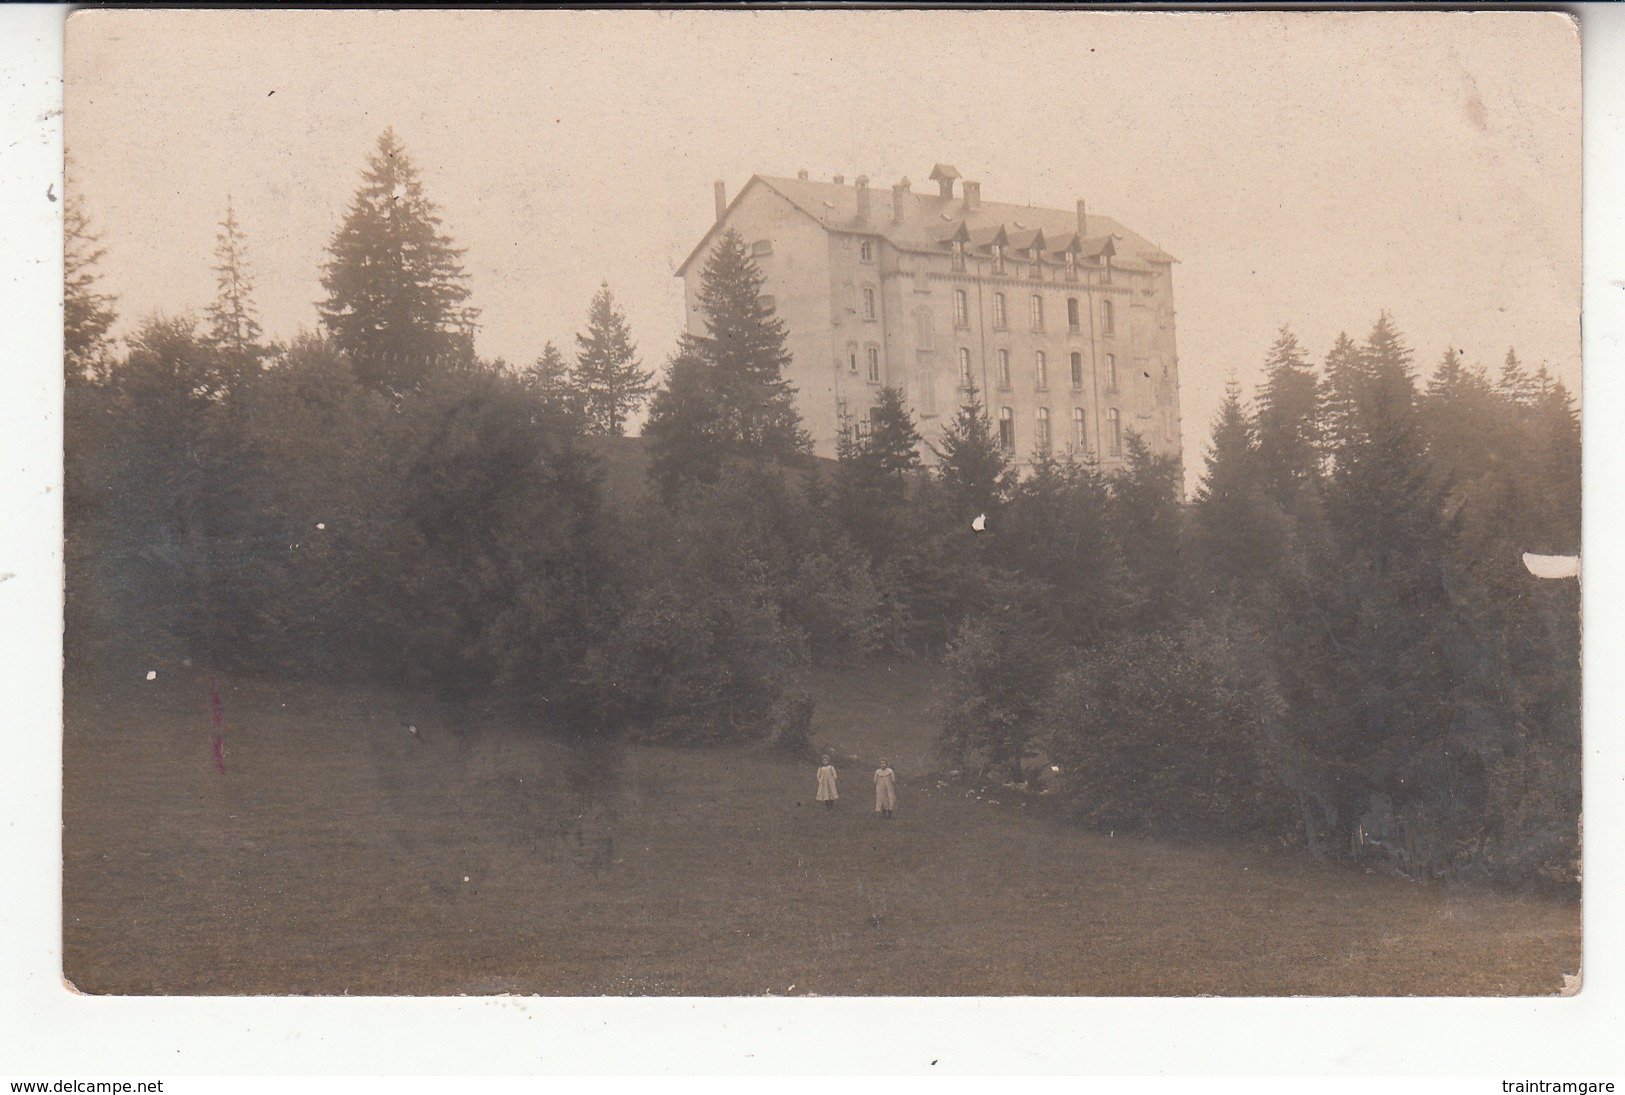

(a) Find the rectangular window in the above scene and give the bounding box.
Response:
[993,292,1007,330]
[998,407,1015,451]
[952,241,966,272]
[992,245,1006,275]
[958,347,973,388]
[1036,407,1051,450]
[860,240,874,263]
[1108,408,1122,456]
[1030,295,1044,332]
[915,310,934,351]
[997,349,1011,391]
[864,287,877,320]
[1070,351,1084,389]
[848,342,859,374]
[1035,351,1048,391]
[1101,257,1112,284]
[1067,297,1080,332]
[953,289,969,327]
[867,345,881,383]
[1072,407,1086,450]
[1106,353,1118,391]
[917,367,938,416]
[1102,299,1115,335]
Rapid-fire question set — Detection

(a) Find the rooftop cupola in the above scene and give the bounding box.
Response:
[929,162,961,199]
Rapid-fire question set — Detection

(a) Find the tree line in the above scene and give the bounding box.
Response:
[65,130,1580,885]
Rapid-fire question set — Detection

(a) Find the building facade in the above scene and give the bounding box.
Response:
[676,164,1183,475]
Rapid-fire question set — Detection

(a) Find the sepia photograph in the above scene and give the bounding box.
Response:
[58,8,1582,1002]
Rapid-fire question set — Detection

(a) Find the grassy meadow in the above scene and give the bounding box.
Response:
[63,660,1579,996]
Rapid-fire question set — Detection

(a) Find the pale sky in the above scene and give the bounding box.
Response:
[66,9,1580,485]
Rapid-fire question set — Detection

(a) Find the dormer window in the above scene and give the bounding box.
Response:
[951,240,966,272]
[1029,249,1042,279]
[1100,255,1112,284]
[1065,253,1077,282]
[992,244,1006,275]
[860,240,874,263]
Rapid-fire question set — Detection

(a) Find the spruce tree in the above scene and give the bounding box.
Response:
[645,228,807,489]
[64,194,118,384]
[574,282,651,436]
[1498,347,1540,408]
[929,384,1012,525]
[205,197,267,367]
[318,128,478,395]
[687,227,806,457]
[1253,325,1320,501]
[834,386,922,560]
[525,340,585,422]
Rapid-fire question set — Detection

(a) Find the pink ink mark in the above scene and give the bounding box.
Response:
[212,733,227,774]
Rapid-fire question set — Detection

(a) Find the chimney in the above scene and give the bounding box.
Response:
[855,175,870,223]
[964,180,981,212]
[714,180,727,223]
[938,177,954,199]
[891,177,911,224]
[833,174,845,185]
[1076,199,1087,238]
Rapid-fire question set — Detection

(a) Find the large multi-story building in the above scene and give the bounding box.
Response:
[676,164,1183,474]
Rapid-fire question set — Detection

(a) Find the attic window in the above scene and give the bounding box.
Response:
[752,239,773,256]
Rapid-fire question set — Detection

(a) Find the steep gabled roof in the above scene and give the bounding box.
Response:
[675,173,1176,277]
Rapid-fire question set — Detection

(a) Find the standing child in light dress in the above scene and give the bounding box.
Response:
[874,759,896,820]
[816,756,839,811]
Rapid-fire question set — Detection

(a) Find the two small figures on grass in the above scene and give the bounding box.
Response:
[816,756,897,819]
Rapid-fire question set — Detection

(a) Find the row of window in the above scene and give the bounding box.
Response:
[955,290,1114,335]
[841,395,1123,459]
[995,406,1123,456]
[963,347,1119,392]
[855,341,1122,392]
[856,287,1118,340]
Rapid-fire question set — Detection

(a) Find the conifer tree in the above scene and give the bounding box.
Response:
[1253,326,1320,501]
[929,384,1013,525]
[1498,347,1540,407]
[206,196,268,369]
[1110,431,1185,629]
[318,128,478,394]
[524,340,585,422]
[645,228,807,489]
[574,282,651,435]
[686,227,806,457]
[834,386,922,560]
[64,193,118,384]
